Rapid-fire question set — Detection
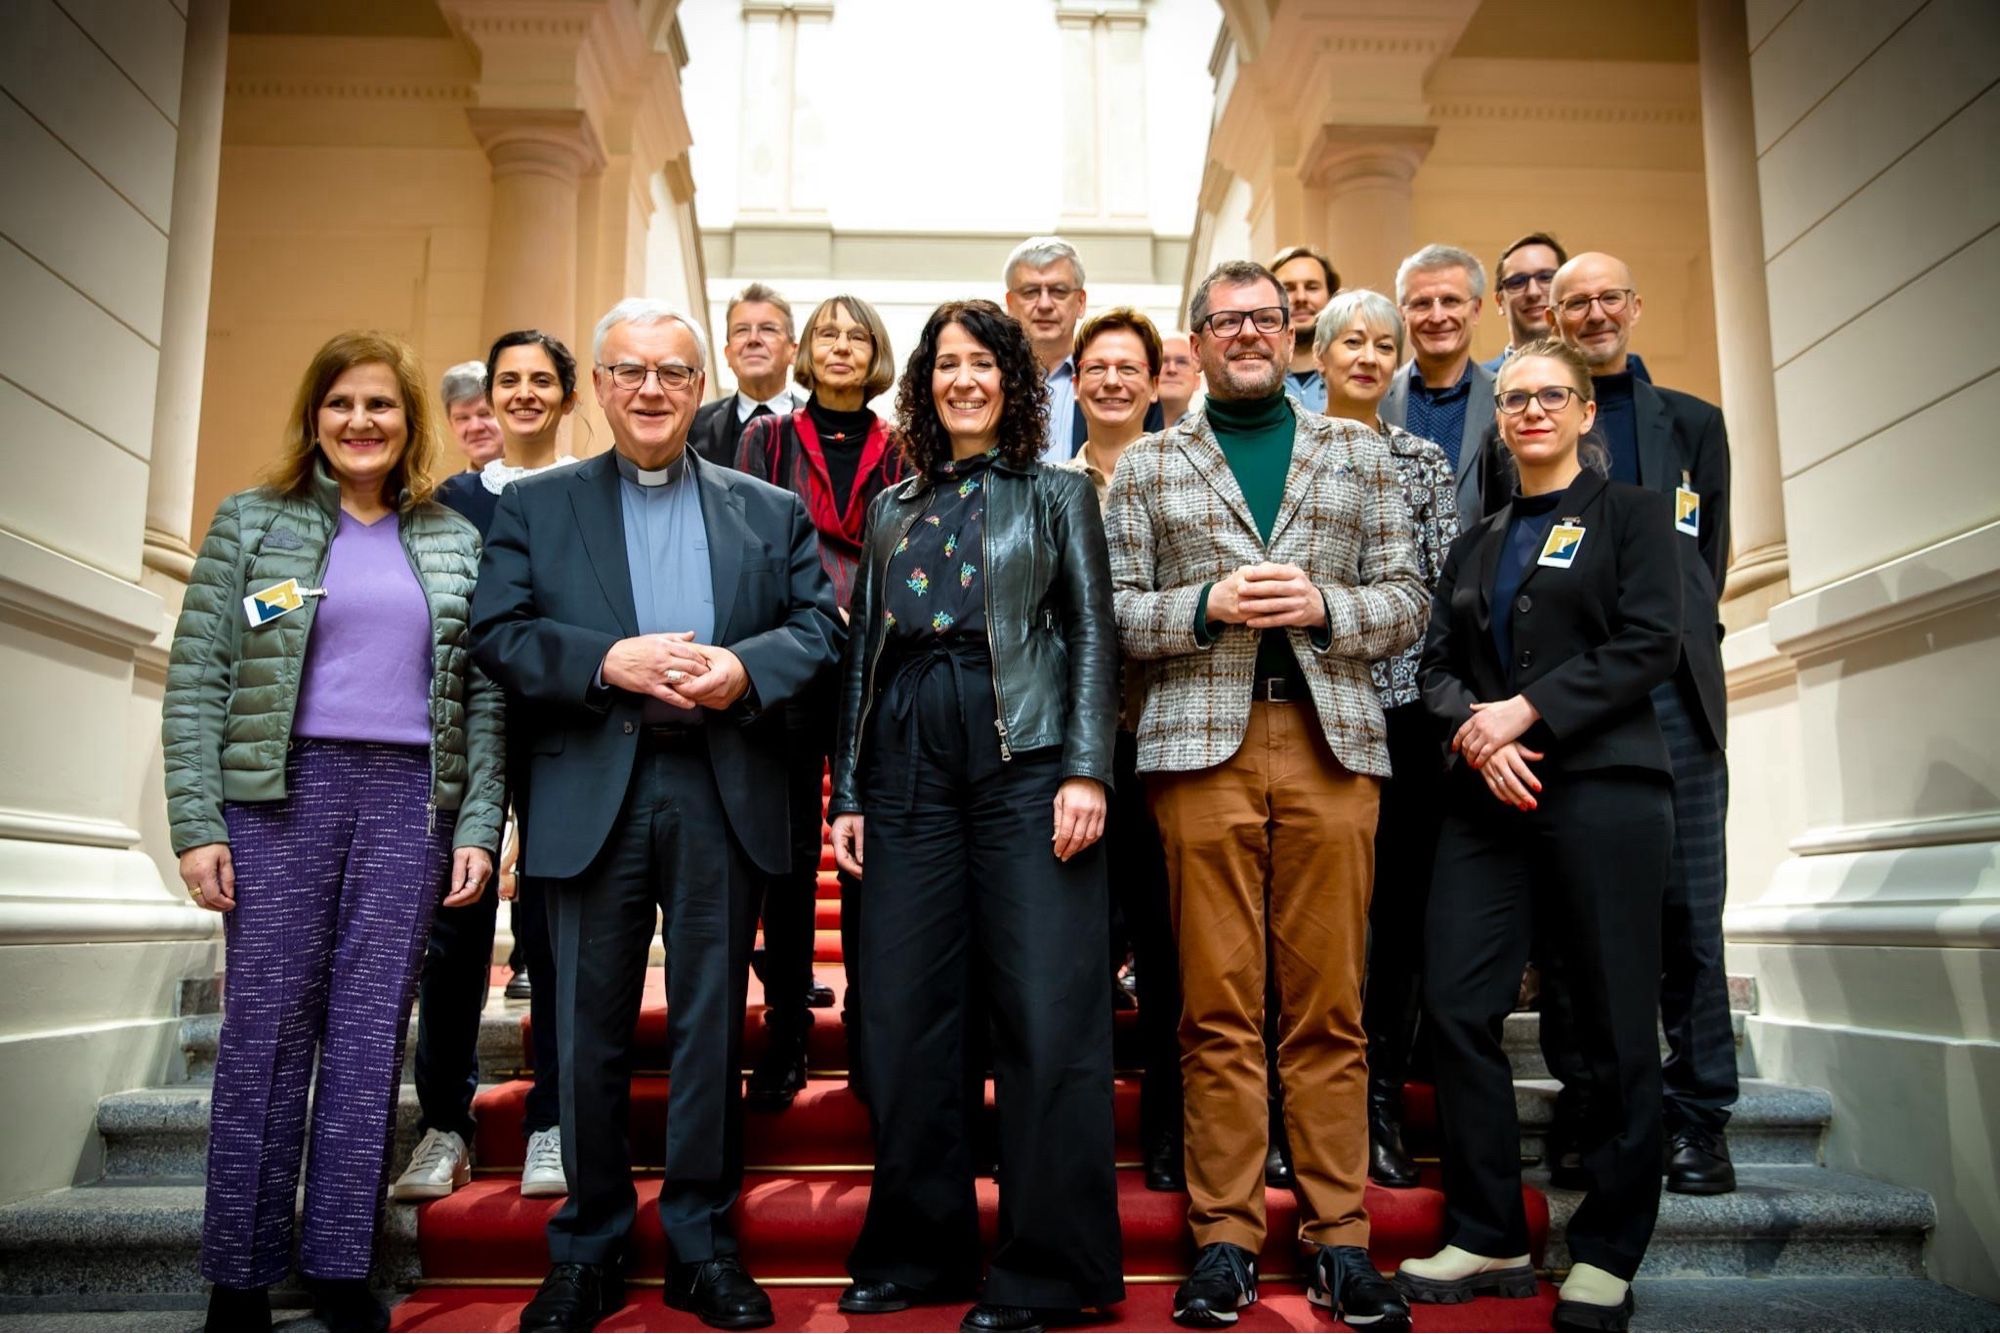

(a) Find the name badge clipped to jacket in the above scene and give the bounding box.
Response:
[1675,470,1701,538]
[242,577,325,628]
[1537,521,1586,570]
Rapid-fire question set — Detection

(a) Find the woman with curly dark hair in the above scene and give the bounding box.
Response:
[828,300,1124,1333]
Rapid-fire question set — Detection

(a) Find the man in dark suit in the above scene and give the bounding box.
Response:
[689,282,803,467]
[473,297,842,1332]
[1381,243,1499,524]
[1541,251,1737,1197]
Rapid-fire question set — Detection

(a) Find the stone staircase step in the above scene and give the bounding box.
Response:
[96,1085,442,1182]
[177,1008,531,1086]
[1502,1009,1749,1079]
[1537,1165,1936,1279]
[1511,1079,1831,1167]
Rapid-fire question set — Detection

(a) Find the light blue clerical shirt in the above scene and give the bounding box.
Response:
[615,450,714,724]
[1044,357,1077,460]
[1284,367,1327,414]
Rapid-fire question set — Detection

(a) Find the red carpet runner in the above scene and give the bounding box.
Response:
[400,786,1551,1331]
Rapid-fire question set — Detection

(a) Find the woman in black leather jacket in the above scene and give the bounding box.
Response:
[828,300,1123,1333]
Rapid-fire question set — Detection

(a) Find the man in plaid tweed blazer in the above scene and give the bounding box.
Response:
[1105,261,1428,1329]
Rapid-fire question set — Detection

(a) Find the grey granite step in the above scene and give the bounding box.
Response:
[95,1085,449,1182]
[177,1008,530,1086]
[1512,1078,1831,1166]
[1537,1165,1936,1279]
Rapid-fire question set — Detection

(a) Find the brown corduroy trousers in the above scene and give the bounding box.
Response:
[1146,701,1380,1252]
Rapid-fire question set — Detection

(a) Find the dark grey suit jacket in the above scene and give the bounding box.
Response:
[1380,357,1497,526]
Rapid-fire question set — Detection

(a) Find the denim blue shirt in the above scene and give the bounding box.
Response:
[1044,357,1078,461]
[1283,367,1327,414]
[1404,360,1474,473]
[615,450,714,723]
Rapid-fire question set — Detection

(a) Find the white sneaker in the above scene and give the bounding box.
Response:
[390,1128,470,1201]
[520,1126,568,1198]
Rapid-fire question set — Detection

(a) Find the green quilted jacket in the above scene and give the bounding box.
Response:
[163,463,506,856]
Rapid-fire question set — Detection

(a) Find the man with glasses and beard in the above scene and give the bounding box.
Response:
[1106,260,1426,1331]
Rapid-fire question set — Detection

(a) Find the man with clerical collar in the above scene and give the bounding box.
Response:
[473,297,842,1333]
[1541,249,1738,1199]
[1105,260,1425,1331]
[1271,244,1339,413]
[1380,244,1498,525]
[691,282,804,466]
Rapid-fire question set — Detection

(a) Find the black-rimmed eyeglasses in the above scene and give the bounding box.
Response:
[1199,307,1287,338]
[1496,385,1584,415]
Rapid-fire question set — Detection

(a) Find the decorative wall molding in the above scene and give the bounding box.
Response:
[1769,520,2000,661]
[0,898,220,946]
[1725,835,2000,948]
[1789,811,2000,858]
[225,77,473,103]
[0,532,160,655]
[1721,620,1797,695]
[1427,99,1700,126]
[0,808,143,850]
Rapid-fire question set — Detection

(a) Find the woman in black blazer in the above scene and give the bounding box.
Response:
[1394,339,1681,1334]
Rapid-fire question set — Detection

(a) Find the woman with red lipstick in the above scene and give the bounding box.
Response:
[1397,339,1681,1333]
[730,294,904,1109]
[165,331,503,1333]
[1313,289,1458,1189]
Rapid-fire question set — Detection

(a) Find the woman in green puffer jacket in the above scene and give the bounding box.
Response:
[162,330,505,1334]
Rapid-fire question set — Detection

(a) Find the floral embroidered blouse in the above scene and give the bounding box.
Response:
[1371,420,1460,708]
[881,451,992,644]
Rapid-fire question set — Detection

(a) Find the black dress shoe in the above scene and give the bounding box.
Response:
[1144,1132,1186,1192]
[666,1256,774,1330]
[1553,1288,1635,1332]
[839,1279,928,1314]
[1173,1241,1257,1327]
[959,1302,1082,1332]
[745,1042,808,1111]
[521,1263,624,1333]
[204,1283,271,1333]
[1666,1125,1736,1195]
[1307,1245,1411,1331]
[1264,1136,1295,1190]
[1367,1094,1420,1189]
[505,967,533,1000]
[806,977,836,1008]
[305,1277,389,1333]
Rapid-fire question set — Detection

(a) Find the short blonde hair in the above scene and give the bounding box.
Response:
[269,330,440,509]
[794,294,896,400]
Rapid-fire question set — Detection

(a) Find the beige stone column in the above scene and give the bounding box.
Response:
[1302,125,1435,296]
[1697,0,1788,606]
[143,0,228,581]
[469,109,606,353]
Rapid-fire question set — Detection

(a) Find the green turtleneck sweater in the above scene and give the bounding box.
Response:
[1197,392,1318,685]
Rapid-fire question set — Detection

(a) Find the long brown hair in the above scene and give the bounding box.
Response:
[267,330,441,508]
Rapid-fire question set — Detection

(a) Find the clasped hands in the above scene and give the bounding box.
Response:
[602,630,749,711]
[1453,694,1544,811]
[1207,563,1326,630]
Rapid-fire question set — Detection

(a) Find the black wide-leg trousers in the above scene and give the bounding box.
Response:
[1425,767,1672,1281]
[1108,727,1181,1149]
[846,648,1124,1309]
[1362,702,1447,1100]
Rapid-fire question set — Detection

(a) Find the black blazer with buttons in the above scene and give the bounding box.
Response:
[469,448,843,881]
[1420,469,1682,777]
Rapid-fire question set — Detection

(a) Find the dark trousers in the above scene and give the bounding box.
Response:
[413,884,496,1142]
[514,873,561,1134]
[759,707,828,1040]
[546,738,758,1266]
[1363,703,1447,1102]
[1109,728,1181,1149]
[202,741,452,1287]
[1426,767,1671,1281]
[1539,680,1736,1135]
[846,648,1124,1309]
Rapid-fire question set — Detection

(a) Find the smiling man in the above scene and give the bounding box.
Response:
[472,297,841,1334]
[1002,235,1162,459]
[1481,232,1566,372]
[1381,243,1498,525]
[1270,245,1340,413]
[692,283,802,466]
[1105,260,1425,1331]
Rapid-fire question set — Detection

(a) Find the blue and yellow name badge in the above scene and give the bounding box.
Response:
[242,578,324,628]
[1675,470,1701,538]
[1538,522,1586,569]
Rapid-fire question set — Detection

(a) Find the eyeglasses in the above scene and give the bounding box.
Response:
[1078,363,1151,385]
[599,362,698,391]
[1011,284,1078,304]
[1496,385,1585,415]
[1499,269,1558,294]
[1161,355,1197,372]
[1198,307,1288,338]
[811,325,873,348]
[1556,288,1635,318]
[1401,295,1471,316]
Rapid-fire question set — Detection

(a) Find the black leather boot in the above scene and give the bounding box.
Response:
[746,1010,811,1111]
[1367,1080,1421,1188]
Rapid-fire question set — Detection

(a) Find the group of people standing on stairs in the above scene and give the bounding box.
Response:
[161,225,1734,1334]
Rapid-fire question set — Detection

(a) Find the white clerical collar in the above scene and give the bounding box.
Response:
[614,450,691,488]
[735,389,794,421]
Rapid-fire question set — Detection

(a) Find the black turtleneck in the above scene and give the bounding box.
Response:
[808,396,874,503]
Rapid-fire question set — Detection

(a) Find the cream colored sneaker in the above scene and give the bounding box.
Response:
[1394,1244,1538,1303]
[520,1126,568,1198]
[389,1128,470,1201]
[1554,1262,1634,1331]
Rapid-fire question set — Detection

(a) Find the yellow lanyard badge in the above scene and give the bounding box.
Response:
[242,578,325,628]
[1538,522,1586,569]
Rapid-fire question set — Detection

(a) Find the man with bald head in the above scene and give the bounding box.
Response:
[1540,251,1738,1198]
